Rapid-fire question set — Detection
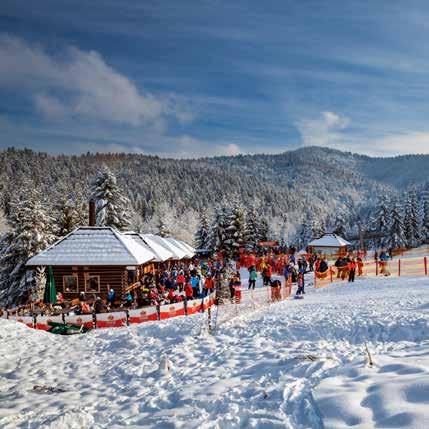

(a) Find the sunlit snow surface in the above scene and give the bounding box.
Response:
[1,277,429,428]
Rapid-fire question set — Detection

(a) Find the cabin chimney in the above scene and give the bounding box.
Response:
[89,199,96,227]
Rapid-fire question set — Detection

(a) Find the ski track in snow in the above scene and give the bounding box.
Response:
[1,276,429,428]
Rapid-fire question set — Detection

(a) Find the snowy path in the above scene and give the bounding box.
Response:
[1,277,429,428]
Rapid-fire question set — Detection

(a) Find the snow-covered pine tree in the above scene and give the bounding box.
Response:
[259,215,269,243]
[0,189,56,306]
[195,209,210,250]
[278,214,288,248]
[403,190,420,248]
[90,167,131,231]
[386,202,407,249]
[299,211,314,249]
[332,210,347,237]
[223,199,245,259]
[372,197,390,247]
[207,206,227,254]
[312,216,326,239]
[243,204,260,251]
[56,193,87,237]
[422,195,429,244]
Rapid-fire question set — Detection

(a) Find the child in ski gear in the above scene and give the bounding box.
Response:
[296,272,305,295]
[348,259,356,282]
[248,266,257,289]
[262,264,272,286]
[270,279,282,301]
[357,257,364,276]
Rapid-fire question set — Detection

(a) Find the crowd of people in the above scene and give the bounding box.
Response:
[10,246,397,319]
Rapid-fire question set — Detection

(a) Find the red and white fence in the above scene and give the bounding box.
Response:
[3,292,217,331]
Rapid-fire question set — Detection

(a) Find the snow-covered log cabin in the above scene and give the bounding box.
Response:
[26,227,158,300]
[26,226,196,300]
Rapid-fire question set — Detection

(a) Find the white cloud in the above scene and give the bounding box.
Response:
[366,132,429,157]
[214,143,241,156]
[150,135,242,159]
[0,35,189,126]
[297,110,429,157]
[297,111,350,148]
[33,94,67,119]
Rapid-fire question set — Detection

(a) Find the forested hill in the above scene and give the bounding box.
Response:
[0,146,428,241]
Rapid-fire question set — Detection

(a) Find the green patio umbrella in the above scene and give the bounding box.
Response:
[43,266,57,305]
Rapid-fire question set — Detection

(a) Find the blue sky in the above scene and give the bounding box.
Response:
[1,0,429,157]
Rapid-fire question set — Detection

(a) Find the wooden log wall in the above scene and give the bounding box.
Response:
[52,265,126,299]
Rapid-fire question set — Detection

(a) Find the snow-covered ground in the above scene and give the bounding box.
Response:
[1,276,429,428]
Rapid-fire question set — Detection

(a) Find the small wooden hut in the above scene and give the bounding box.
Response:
[308,233,351,257]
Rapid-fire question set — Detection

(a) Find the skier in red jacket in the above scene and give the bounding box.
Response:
[184,283,194,300]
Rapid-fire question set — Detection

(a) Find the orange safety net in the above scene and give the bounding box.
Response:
[315,256,428,289]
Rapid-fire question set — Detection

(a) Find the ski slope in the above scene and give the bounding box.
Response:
[1,276,429,428]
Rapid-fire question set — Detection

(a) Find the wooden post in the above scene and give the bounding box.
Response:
[398,259,401,277]
[207,306,212,334]
[375,261,378,276]
[424,257,428,276]
[330,267,333,283]
[314,270,317,288]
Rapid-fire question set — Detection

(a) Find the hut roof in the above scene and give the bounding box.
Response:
[26,227,156,267]
[141,234,188,260]
[308,233,351,248]
[163,237,195,258]
[140,234,175,261]
[124,232,172,262]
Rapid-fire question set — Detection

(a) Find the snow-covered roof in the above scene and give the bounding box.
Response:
[124,232,172,262]
[177,239,196,255]
[140,234,175,261]
[26,227,156,266]
[142,234,188,260]
[163,237,195,258]
[308,233,351,248]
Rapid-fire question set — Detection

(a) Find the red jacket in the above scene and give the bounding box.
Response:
[185,283,193,298]
[205,278,214,290]
[348,261,356,270]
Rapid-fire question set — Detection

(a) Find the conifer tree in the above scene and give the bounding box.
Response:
[403,190,420,248]
[422,198,429,244]
[373,197,390,247]
[90,167,131,231]
[207,206,227,254]
[223,199,245,258]
[56,194,87,237]
[195,209,210,250]
[0,189,55,306]
[299,211,314,248]
[333,211,347,237]
[386,202,407,249]
[243,204,260,251]
[259,215,270,243]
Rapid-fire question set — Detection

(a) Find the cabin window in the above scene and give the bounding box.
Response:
[63,274,78,293]
[85,275,100,293]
